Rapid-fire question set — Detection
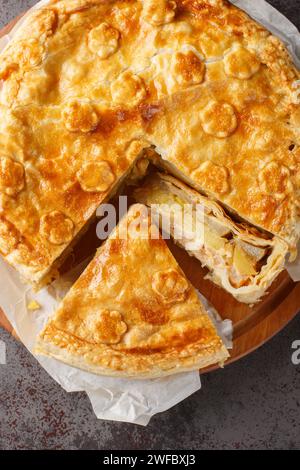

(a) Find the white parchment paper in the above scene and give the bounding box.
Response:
[0,0,299,424]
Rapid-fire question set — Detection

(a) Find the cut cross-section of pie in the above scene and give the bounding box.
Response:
[134,173,289,304]
[35,204,229,378]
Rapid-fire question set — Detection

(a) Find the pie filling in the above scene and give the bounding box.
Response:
[133,173,289,304]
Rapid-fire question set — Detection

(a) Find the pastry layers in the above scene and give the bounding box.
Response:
[35,204,229,378]
[134,173,289,303]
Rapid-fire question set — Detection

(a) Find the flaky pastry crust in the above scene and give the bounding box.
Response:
[0,0,299,285]
[35,204,229,377]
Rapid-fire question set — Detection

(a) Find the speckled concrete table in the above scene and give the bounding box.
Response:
[0,0,300,451]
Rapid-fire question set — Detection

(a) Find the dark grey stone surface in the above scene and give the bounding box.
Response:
[0,0,299,450]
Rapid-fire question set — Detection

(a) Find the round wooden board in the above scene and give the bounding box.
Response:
[0,14,299,371]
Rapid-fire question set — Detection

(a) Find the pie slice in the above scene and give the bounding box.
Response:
[35,204,229,378]
[134,173,289,304]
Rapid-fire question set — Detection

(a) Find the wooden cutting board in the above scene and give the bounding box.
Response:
[0,14,299,371]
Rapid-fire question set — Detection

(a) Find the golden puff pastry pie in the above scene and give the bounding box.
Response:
[134,172,289,304]
[35,204,229,377]
[0,0,299,288]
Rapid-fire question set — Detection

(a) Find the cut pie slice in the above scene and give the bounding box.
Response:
[133,173,289,304]
[35,204,229,378]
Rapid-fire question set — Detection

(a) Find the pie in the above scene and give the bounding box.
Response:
[0,0,299,292]
[35,204,229,377]
[134,172,289,303]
